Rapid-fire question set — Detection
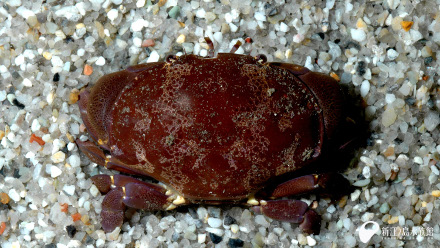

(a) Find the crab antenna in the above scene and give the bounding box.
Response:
[230,40,242,54]
[204,37,215,58]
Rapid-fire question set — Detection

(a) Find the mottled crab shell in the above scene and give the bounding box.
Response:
[83,53,343,201]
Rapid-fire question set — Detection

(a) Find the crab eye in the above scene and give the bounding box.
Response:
[256,54,267,63]
[166,55,177,63]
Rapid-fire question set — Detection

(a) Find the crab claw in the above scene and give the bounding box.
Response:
[122,183,170,210]
[252,199,321,234]
[101,187,125,233]
[91,174,176,232]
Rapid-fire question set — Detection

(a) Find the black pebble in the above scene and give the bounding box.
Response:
[268,8,278,16]
[414,185,424,195]
[66,225,77,238]
[228,238,244,248]
[424,56,433,65]
[65,35,74,43]
[356,61,366,76]
[44,244,56,248]
[61,145,69,154]
[405,97,416,106]
[53,73,60,82]
[223,215,237,225]
[85,235,94,244]
[209,232,223,244]
[13,168,20,178]
[12,99,25,109]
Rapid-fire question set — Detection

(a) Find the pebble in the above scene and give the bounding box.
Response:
[351,28,366,42]
[350,189,361,201]
[293,33,305,43]
[168,6,180,19]
[131,19,148,32]
[198,233,206,243]
[95,56,106,66]
[22,78,32,87]
[360,80,370,97]
[254,215,270,227]
[421,46,432,57]
[176,34,186,44]
[205,12,216,22]
[327,205,336,214]
[51,56,64,67]
[207,217,222,228]
[387,216,399,224]
[297,234,307,245]
[424,112,440,131]
[0,192,10,204]
[50,165,62,178]
[306,236,317,246]
[63,185,76,195]
[362,166,371,178]
[84,65,93,75]
[208,232,222,244]
[136,0,146,7]
[206,227,223,236]
[385,94,396,104]
[229,23,238,32]
[147,50,160,63]
[401,21,413,31]
[106,227,120,241]
[432,190,440,197]
[196,8,206,18]
[353,178,370,187]
[0,91,6,101]
[51,151,66,163]
[66,225,77,238]
[142,39,155,47]
[382,106,397,127]
[254,11,266,22]
[230,224,239,233]
[380,202,390,213]
[133,37,142,47]
[387,49,399,60]
[228,238,244,248]
[107,9,118,21]
[90,185,100,197]
[9,189,21,202]
[223,215,237,226]
[67,155,81,168]
[344,235,356,247]
[279,22,289,32]
[31,119,41,132]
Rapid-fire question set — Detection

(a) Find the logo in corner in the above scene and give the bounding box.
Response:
[358,221,380,243]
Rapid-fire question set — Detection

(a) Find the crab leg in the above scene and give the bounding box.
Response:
[250,173,350,234]
[92,174,180,232]
[252,200,321,234]
[204,37,215,58]
[266,173,351,199]
[230,40,242,54]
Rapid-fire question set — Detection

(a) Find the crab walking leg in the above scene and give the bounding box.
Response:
[266,173,352,199]
[91,174,180,232]
[251,200,321,234]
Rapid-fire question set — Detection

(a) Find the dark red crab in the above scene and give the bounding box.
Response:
[76,38,355,235]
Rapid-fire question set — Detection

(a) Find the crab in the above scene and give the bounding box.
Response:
[76,38,357,235]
